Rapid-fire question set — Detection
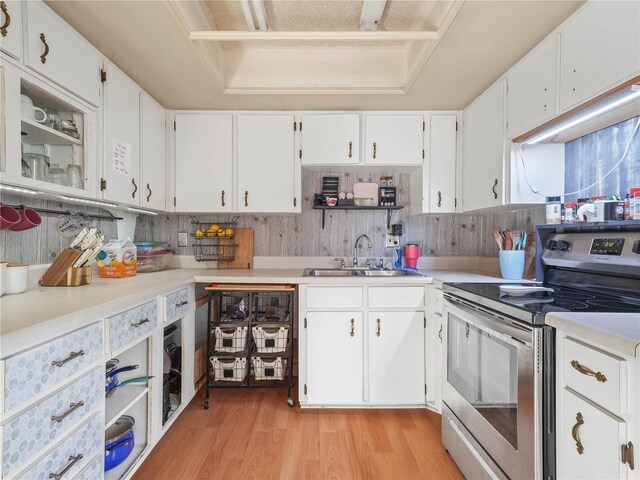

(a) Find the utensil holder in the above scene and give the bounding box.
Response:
[40,249,92,286]
[499,250,525,280]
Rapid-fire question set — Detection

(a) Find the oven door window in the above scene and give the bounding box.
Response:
[447,313,518,448]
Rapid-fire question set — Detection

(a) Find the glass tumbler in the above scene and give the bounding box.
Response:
[23,153,50,181]
[66,164,84,189]
[47,163,67,186]
[44,108,61,131]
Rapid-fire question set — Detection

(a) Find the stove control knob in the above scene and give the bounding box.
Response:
[545,240,557,250]
[633,240,640,255]
[556,240,570,251]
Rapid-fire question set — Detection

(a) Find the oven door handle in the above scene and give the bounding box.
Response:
[444,294,533,348]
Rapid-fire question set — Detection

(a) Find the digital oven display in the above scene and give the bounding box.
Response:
[590,238,625,256]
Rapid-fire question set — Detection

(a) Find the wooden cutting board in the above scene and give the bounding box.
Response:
[218,228,254,269]
[523,232,537,280]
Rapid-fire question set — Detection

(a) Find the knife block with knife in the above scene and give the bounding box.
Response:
[40,249,93,286]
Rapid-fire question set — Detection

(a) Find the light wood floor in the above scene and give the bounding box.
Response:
[134,388,464,480]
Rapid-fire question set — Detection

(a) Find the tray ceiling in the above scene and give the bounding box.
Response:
[44,1,584,110]
[169,0,463,94]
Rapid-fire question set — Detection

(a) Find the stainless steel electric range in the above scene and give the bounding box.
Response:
[441,223,640,480]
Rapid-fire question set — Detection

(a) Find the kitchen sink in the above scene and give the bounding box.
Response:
[303,268,422,277]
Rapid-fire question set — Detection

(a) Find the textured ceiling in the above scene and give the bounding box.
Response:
[45,0,584,110]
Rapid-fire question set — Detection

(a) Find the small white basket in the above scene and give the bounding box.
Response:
[214,326,248,353]
[252,326,289,353]
[252,356,287,381]
[210,357,248,382]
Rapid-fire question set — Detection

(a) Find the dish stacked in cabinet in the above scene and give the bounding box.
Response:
[104,300,157,480]
[0,323,105,479]
[204,285,295,408]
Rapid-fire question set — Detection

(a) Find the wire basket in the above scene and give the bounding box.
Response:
[251,356,287,381]
[252,292,291,323]
[193,243,237,262]
[191,218,238,262]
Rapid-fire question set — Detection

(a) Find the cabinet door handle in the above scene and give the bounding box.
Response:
[131,178,138,199]
[437,191,442,208]
[131,318,149,328]
[438,325,443,342]
[348,141,353,158]
[1,2,10,37]
[221,190,225,207]
[492,179,498,199]
[572,412,584,455]
[51,401,84,423]
[48,454,83,480]
[51,350,85,367]
[146,183,152,202]
[39,33,49,64]
[376,319,381,337]
[244,190,249,207]
[372,142,377,159]
[350,318,355,337]
[570,360,607,383]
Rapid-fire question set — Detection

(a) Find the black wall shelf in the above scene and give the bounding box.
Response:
[313,205,404,229]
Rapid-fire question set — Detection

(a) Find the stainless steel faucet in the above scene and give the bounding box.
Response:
[353,234,373,267]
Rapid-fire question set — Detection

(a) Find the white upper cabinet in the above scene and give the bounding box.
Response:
[560,1,640,112]
[300,113,360,165]
[24,1,101,107]
[140,93,166,211]
[364,114,424,165]
[427,114,457,213]
[507,34,558,138]
[237,114,296,213]
[102,62,140,206]
[0,1,22,60]
[461,80,506,212]
[174,114,233,213]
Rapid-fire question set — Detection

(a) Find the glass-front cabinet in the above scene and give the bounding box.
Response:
[1,56,97,198]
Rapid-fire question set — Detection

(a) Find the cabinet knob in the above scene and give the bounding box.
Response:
[1,2,11,37]
[39,33,49,64]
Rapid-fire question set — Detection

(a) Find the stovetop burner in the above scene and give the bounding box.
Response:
[586,299,640,311]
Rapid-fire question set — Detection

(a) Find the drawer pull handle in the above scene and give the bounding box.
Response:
[350,319,355,337]
[51,401,84,422]
[51,350,85,367]
[571,360,607,383]
[176,300,188,307]
[131,318,149,328]
[1,2,10,37]
[572,412,584,455]
[49,454,83,479]
[39,33,49,64]
[376,318,381,337]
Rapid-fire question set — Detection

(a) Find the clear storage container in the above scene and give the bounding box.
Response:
[136,250,173,273]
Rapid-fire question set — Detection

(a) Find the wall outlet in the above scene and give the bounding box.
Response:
[178,232,188,247]
[385,234,400,248]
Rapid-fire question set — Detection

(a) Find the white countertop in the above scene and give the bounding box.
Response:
[0,267,511,357]
[546,312,640,358]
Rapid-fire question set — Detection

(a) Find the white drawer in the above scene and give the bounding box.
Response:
[2,369,102,478]
[72,455,102,480]
[563,337,626,415]
[367,286,424,309]
[17,416,102,480]
[3,323,103,412]
[108,300,157,352]
[306,287,363,309]
[165,288,190,322]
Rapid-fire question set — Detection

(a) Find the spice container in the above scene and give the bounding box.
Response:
[545,197,562,224]
[564,202,577,224]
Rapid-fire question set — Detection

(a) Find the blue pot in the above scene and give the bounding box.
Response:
[105,415,135,471]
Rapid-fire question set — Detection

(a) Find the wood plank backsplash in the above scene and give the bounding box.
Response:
[135,172,545,259]
[0,193,117,265]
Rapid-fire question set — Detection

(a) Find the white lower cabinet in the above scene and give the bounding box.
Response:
[300,284,429,407]
[306,311,364,405]
[556,331,638,480]
[368,311,425,405]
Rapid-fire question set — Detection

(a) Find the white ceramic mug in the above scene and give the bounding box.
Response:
[20,95,46,123]
[0,262,7,296]
[5,263,28,295]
